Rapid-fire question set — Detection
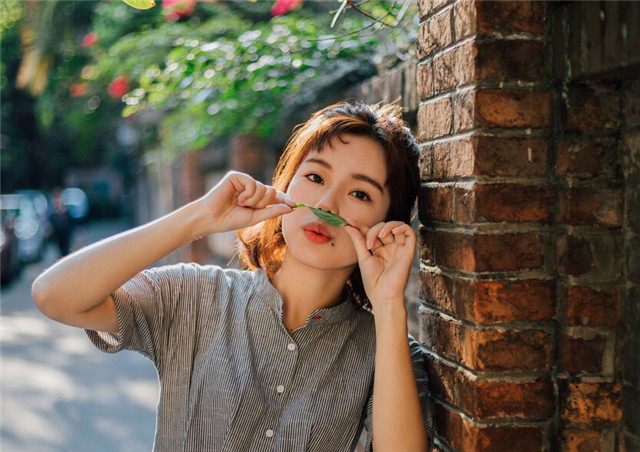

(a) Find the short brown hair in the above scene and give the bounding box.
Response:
[237,101,420,307]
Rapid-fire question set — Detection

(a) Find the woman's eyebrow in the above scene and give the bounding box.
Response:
[303,157,385,193]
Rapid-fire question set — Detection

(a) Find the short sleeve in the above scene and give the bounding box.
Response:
[85,263,223,369]
[362,334,434,451]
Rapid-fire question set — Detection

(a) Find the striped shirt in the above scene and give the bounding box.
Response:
[87,263,430,451]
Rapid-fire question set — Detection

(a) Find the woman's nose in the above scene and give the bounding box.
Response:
[314,191,339,215]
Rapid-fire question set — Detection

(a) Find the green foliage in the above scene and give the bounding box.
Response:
[1,0,417,191]
[83,0,413,155]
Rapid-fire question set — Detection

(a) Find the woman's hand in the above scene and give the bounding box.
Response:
[198,171,295,235]
[344,219,416,314]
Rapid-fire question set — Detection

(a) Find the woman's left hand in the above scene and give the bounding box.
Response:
[344,219,416,314]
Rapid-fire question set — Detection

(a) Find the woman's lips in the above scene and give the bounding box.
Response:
[303,223,333,244]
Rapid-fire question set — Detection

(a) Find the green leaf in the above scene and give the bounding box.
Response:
[122,0,156,10]
[294,204,348,227]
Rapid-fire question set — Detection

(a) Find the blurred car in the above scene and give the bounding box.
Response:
[0,194,48,262]
[15,189,52,237]
[61,187,89,222]
[1,209,21,285]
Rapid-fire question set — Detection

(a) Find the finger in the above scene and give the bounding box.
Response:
[240,182,267,207]
[391,224,416,249]
[250,203,294,225]
[366,222,386,251]
[344,224,373,263]
[275,190,296,207]
[377,221,404,245]
[251,186,278,209]
[236,179,257,205]
[345,218,370,236]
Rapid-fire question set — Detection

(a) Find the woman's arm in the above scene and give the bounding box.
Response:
[345,221,428,451]
[32,172,293,334]
[371,305,428,451]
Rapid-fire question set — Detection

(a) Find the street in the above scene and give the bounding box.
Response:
[1,219,158,452]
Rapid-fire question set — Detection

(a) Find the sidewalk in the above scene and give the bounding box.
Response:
[1,218,158,452]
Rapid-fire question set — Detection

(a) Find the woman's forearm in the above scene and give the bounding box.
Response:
[372,303,428,451]
[32,200,206,327]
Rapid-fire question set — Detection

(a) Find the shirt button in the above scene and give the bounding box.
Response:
[276,385,285,394]
[287,343,296,351]
[265,429,274,438]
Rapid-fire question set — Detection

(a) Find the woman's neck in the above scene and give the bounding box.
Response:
[270,254,354,331]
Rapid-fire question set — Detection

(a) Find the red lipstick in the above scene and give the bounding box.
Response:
[303,222,333,245]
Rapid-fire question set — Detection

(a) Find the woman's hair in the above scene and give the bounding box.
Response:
[237,101,420,308]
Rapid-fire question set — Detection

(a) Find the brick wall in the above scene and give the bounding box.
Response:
[416,1,639,450]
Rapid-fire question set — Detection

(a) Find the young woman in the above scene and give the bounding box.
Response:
[32,102,431,451]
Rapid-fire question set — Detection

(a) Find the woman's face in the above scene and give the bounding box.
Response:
[282,134,391,272]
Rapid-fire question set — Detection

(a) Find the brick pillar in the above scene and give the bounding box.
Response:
[417,1,554,450]
[416,1,631,450]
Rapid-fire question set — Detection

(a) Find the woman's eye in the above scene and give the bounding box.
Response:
[351,190,371,201]
[305,173,323,184]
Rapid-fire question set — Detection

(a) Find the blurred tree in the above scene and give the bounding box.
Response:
[0,0,417,192]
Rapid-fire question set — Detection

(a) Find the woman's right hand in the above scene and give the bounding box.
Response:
[199,171,295,235]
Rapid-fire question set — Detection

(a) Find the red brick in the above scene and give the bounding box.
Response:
[463,328,553,372]
[435,231,544,272]
[475,1,546,35]
[556,235,594,276]
[453,89,475,133]
[425,354,457,405]
[456,279,556,323]
[564,286,620,327]
[558,333,606,374]
[475,135,548,177]
[417,61,433,101]
[560,382,622,423]
[462,422,544,452]
[418,269,454,312]
[558,232,622,280]
[433,41,475,94]
[417,7,453,59]
[561,428,611,452]
[419,185,453,223]
[453,0,476,40]
[458,375,554,418]
[418,145,432,179]
[456,183,554,224]
[473,233,544,272]
[425,136,549,179]
[431,137,475,179]
[420,310,463,361]
[476,89,552,128]
[417,0,430,19]
[555,141,602,177]
[559,188,623,228]
[434,404,463,451]
[564,82,621,132]
[475,40,546,81]
[417,97,453,140]
[418,227,435,264]
[434,232,475,271]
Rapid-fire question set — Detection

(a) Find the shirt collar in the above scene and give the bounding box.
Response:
[252,268,358,327]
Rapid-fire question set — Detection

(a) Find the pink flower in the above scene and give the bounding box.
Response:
[270,0,303,16]
[108,75,130,99]
[70,82,89,98]
[162,0,196,21]
[81,32,98,48]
